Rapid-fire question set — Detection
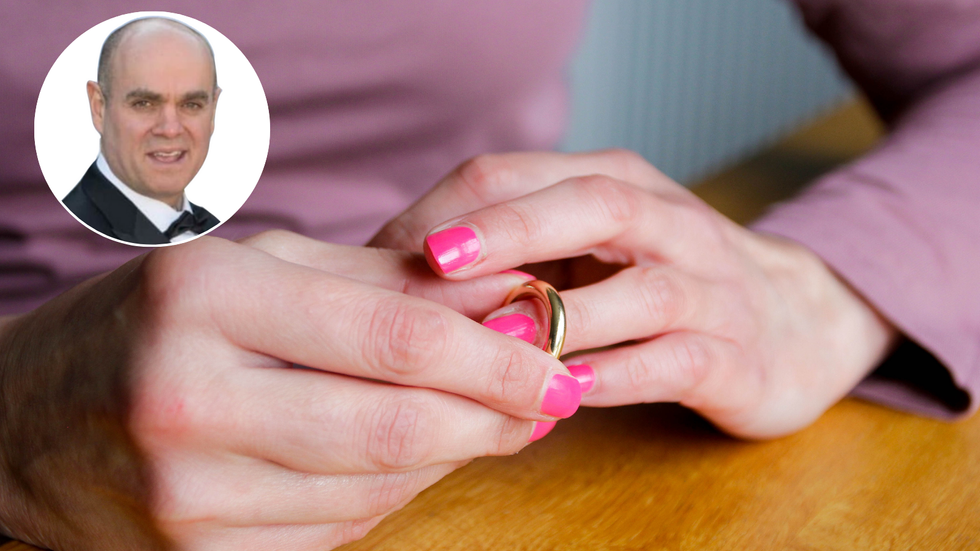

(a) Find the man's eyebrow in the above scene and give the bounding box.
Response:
[124,89,163,102]
[181,90,213,103]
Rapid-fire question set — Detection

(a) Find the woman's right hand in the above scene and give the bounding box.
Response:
[0,231,580,550]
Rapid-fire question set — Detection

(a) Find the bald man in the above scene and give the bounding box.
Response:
[63,17,221,245]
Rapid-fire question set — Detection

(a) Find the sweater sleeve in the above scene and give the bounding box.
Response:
[752,0,980,418]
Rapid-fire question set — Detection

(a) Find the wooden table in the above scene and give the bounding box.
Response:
[5,100,979,550]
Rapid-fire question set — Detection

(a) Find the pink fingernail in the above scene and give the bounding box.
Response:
[540,374,581,418]
[528,421,557,443]
[425,226,480,274]
[567,364,595,393]
[501,269,535,280]
[483,313,536,344]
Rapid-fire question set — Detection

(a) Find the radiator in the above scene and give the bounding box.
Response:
[562,0,853,184]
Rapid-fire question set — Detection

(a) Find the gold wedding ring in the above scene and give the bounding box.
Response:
[503,280,566,359]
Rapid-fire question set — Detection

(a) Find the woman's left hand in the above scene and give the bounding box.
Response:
[371,150,899,439]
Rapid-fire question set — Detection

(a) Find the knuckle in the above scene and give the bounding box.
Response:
[337,519,381,548]
[145,462,197,523]
[679,200,728,249]
[492,415,528,456]
[670,336,712,393]
[602,148,666,188]
[130,378,217,451]
[238,228,293,254]
[495,201,543,249]
[575,175,640,226]
[623,351,657,395]
[484,349,534,408]
[604,148,647,174]
[633,267,685,324]
[567,296,600,344]
[131,389,191,439]
[365,472,416,516]
[373,214,418,251]
[364,299,450,377]
[503,205,545,248]
[624,334,713,400]
[365,395,436,471]
[623,337,711,397]
[454,154,513,202]
[605,147,644,163]
[141,237,224,309]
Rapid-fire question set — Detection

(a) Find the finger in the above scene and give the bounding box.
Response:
[240,231,533,311]
[419,175,708,278]
[569,331,745,410]
[483,265,726,354]
[154,451,460,526]
[570,331,818,439]
[200,366,540,474]
[239,230,534,319]
[148,239,580,421]
[166,515,387,551]
[370,149,680,251]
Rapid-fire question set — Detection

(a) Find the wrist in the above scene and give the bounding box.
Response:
[750,232,900,389]
[0,303,166,549]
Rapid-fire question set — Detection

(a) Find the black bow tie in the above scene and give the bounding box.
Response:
[164,208,211,240]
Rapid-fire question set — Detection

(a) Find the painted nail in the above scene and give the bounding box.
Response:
[483,313,536,344]
[540,374,582,418]
[425,226,480,274]
[501,269,536,280]
[528,421,557,443]
[567,364,595,393]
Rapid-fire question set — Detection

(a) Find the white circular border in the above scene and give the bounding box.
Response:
[34,11,270,247]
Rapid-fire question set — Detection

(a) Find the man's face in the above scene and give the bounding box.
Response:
[89,26,219,207]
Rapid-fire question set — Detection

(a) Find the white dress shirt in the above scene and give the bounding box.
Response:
[96,154,198,243]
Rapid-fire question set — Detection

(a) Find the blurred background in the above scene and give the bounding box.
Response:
[561,0,854,186]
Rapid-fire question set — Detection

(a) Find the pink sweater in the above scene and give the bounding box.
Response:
[753,1,980,418]
[1,1,978,418]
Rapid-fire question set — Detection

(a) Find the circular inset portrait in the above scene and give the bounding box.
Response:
[35,12,270,247]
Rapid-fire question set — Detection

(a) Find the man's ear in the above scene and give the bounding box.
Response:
[209,87,221,136]
[86,81,105,135]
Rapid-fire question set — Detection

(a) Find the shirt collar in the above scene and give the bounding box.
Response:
[96,153,191,234]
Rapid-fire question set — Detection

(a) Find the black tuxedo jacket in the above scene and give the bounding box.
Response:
[62,163,220,245]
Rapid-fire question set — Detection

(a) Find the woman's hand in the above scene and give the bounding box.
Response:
[0,232,579,550]
[372,150,899,439]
